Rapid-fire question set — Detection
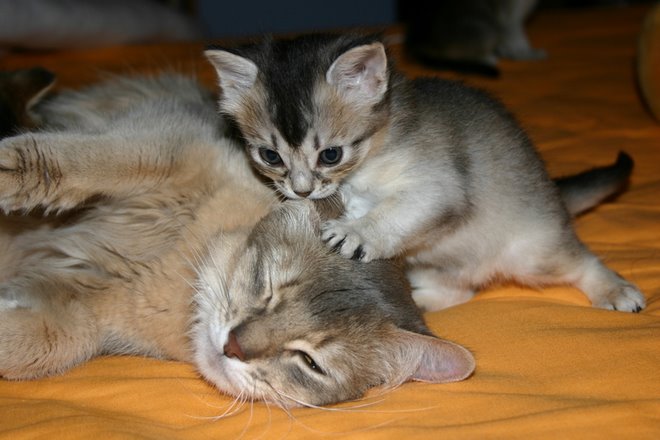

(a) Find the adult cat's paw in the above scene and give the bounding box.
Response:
[321,219,380,262]
[0,134,60,213]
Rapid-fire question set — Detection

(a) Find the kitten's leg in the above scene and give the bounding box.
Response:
[512,235,645,312]
[322,186,466,262]
[0,131,188,213]
[0,281,99,379]
[560,251,644,312]
[407,266,475,312]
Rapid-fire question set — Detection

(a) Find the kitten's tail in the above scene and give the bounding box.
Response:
[554,151,633,217]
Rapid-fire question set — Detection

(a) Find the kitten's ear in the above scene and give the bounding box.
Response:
[395,329,475,383]
[205,49,258,111]
[326,42,388,106]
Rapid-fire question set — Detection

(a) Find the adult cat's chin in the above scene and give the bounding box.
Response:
[194,335,246,399]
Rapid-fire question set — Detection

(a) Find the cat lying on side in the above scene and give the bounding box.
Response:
[0,73,474,407]
[205,33,645,313]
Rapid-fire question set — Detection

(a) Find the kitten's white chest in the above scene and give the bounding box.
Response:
[340,182,375,220]
[340,157,405,219]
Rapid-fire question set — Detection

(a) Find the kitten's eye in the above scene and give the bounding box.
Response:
[259,148,283,166]
[296,350,325,375]
[318,147,343,166]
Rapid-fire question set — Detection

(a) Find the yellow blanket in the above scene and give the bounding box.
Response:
[1,5,659,439]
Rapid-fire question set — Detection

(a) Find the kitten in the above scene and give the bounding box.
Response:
[402,0,545,76]
[204,33,645,313]
[0,67,55,137]
[0,73,474,407]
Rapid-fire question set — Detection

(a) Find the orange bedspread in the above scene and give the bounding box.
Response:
[1,5,659,439]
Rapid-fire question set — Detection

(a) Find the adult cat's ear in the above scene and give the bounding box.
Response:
[395,329,475,383]
[205,49,258,112]
[326,42,388,106]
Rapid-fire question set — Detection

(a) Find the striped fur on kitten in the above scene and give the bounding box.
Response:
[0,73,474,407]
[205,33,645,312]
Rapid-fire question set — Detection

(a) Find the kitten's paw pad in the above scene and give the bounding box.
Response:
[321,220,376,262]
[592,283,646,313]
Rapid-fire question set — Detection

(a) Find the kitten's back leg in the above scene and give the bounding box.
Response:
[565,250,644,312]
[407,266,475,312]
[509,233,645,312]
[0,280,99,379]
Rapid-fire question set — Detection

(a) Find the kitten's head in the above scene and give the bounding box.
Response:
[205,34,391,200]
[193,201,474,407]
[0,68,55,138]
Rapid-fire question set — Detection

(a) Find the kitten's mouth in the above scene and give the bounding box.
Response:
[281,186,337,201]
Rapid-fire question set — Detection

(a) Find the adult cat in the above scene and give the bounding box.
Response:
[204,33,645,312]
[0,73,474,407]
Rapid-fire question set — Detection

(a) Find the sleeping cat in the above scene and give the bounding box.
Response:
[0,73,474,407]
[204,33,645,313]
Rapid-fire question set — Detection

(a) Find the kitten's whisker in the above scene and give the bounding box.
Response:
[260,380,404,435]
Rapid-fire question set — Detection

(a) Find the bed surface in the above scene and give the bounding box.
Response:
[1,5,659,439]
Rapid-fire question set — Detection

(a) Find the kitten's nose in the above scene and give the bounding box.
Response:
[223,331,245,361]
[293,189,312,198]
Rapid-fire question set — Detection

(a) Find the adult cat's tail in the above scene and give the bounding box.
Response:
[554,151,633,216]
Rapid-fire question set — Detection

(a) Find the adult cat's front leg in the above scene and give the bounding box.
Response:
[0,131,194,213]
[0,132,88,213]
[0,135,52,212]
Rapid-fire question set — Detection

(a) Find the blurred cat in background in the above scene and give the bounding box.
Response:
[402,0,545,76]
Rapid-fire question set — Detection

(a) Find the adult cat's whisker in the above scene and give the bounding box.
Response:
[233,384,259,440]
[212,391,249,421]
[259,380,297,415]
[184,393,248,422]
[257,391,276,440]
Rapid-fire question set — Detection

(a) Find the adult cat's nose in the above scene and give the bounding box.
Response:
[223,331,245,361]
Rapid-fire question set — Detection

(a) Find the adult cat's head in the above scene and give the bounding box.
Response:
[205,34,391,200]
[192,201,474,407]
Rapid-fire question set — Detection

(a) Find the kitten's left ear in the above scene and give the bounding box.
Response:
[326,42,388,106]
[205,49,258,112]
[395,329,475,383]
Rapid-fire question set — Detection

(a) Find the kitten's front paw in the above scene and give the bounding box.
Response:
[321,219,379,262]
